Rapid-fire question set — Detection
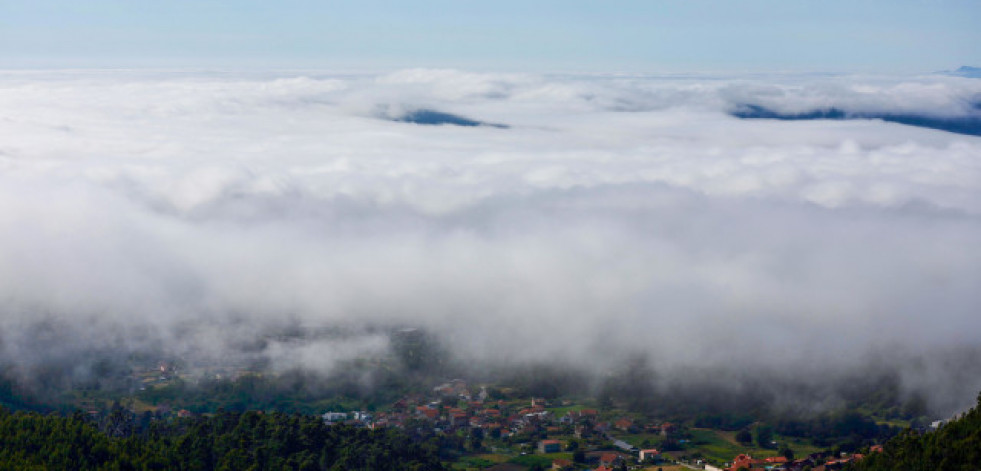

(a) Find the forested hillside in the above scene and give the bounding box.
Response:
[849,393,981,471]
[0,407,445,470]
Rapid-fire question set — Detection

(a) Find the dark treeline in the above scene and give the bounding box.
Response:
[0,407,445,470]
[848,392,981,471]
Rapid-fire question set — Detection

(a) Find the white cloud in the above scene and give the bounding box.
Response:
[0,69,979,412]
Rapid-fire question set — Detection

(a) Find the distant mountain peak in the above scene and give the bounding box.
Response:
[942,65,981,78]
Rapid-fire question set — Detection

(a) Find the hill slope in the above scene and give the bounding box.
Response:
[850,392,981,471]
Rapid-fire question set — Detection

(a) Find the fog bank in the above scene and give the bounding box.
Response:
[0,69,979,415]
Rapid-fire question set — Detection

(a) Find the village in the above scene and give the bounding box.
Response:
[313,379,884,471]
[58,351,910,471]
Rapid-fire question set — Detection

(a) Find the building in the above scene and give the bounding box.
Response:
[729,453,766,471]
[599,453,623,467]
[615,418,634,431]
[639,449,660,462]
[322,412,348,423]
[539,439,562,454]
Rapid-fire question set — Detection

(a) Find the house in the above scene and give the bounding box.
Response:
[322,412,348,423]
[539,439,562,453]
[823,454,866,470]
[870,444,884,453]
[788,458,815,471]
[450,411,469,428]
[729,453,766,471]
[599,453,623,467]
[574,424,592,439]
[614,418,633,432]
[416,406,439,420]
[639,449,660,462]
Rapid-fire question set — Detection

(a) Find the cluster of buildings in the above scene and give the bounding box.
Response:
[319,379,678,459]
[320,386,570,436]
[319,384,679,454]
[710,446,883,471]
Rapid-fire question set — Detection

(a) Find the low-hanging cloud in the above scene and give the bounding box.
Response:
[0,69,979,415]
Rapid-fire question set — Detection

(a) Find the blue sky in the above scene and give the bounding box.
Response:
[1,0,979,72]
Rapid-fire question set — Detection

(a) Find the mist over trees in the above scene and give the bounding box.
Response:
[0,70,979,437]
[0,319,970,434]
[848,392,981,471]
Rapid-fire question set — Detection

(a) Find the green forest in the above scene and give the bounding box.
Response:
[0,407,445,471]
[848,392,981,471]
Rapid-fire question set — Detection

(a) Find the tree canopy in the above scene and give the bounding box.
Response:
[848,393,981,471]
[0,407,445,470]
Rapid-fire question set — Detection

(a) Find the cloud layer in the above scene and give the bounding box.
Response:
[0,69,979,414]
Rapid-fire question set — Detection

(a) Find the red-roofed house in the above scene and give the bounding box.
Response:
[599,453,623,467]
[451,411,468,427]
[614,418,633,431]
[639,449,661,462]
[730,453,766,471]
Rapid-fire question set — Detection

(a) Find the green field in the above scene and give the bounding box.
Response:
[680,429,822,465]
[546,404,588,417]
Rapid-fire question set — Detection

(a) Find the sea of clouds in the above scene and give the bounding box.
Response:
[0,69,979,413]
